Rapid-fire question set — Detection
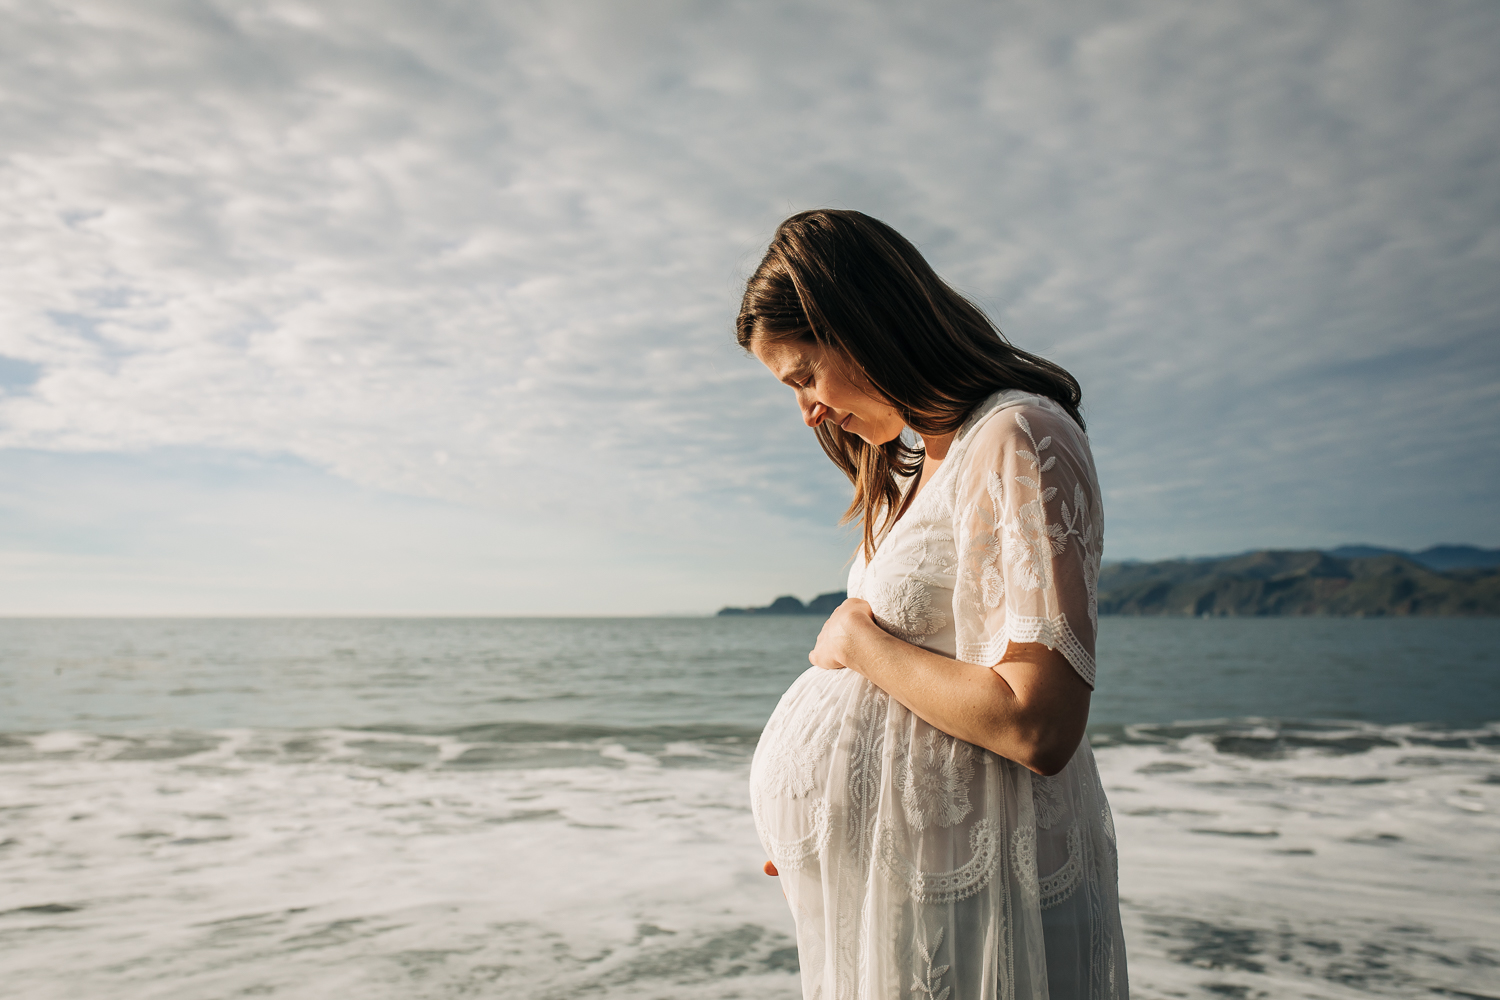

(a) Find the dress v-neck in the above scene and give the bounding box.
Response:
[876,449,949,555]
[894,455,936,526]
[874,390,1028,556]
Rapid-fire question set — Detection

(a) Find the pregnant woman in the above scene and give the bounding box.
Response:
[742,211,1127,1000]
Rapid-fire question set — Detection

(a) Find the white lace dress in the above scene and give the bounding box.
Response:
[750,390,1128,1000]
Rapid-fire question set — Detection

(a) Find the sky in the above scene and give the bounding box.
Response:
[0,0,1496,614]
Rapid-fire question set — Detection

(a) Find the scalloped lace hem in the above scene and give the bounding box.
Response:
[959,613,1096,688]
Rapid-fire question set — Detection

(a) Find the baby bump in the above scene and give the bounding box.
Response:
[751,669,866,792]
[750,668,1008,905]
[749,667,878,868]
[750,667,997,874]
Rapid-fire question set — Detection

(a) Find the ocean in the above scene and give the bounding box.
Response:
[1,616,1497,1000]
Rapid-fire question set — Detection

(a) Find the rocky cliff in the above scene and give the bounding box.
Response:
[1097,550,1500,617]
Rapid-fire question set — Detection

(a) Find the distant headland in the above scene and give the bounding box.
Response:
[720,545,1500,618]
[1098,546,1499,617]
[717,591,847,616]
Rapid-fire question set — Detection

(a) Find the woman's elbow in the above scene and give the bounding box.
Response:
[998,722,1084,777]
[1025,744,1076,777]
[983,652,1092,776]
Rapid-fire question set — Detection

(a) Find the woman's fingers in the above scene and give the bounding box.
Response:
[808,600,873,670]
[763,860,779,877]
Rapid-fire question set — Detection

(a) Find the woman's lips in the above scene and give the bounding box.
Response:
[838,412,854,430]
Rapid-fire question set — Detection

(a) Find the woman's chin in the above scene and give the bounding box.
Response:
[830,417,902,447]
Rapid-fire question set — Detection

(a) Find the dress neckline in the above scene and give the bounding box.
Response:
[871,441,957,557]
[867,389,1036,562]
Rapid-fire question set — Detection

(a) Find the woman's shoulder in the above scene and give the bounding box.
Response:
[955,391,1086,460]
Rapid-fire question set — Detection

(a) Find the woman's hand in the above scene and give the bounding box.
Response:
[809,598,879,670]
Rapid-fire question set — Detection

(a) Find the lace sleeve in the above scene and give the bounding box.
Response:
[952,399,1104,687]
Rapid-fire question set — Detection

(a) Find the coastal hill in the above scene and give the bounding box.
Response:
[720,546,1500,618]
[1097,548,1499,617]
[717,592,847,616]
[1322,544,1500,571]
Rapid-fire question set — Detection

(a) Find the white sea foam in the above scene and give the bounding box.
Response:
[0,729,798,1000]
[0,723,1496,999]
[1098,722,1500,1000]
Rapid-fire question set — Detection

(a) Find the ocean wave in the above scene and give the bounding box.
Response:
[0,722,767,772]
[1090,717,1500,756]
[1,716,1495,997]
[2,718,1496,776]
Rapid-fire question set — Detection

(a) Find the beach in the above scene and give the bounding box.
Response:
[1,617,1496,999]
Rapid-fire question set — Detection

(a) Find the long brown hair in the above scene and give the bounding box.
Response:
[736,209,1085,561]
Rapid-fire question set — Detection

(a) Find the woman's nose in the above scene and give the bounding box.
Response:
[803,400,829,427]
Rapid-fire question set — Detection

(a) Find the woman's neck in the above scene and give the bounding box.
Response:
[919,431,956,463]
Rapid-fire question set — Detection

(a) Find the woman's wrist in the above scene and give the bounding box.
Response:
[842,613,895,676]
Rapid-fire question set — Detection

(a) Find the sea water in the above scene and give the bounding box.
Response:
[0,617,1496,999]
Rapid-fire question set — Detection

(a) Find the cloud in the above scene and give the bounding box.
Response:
[0,0,1496,609]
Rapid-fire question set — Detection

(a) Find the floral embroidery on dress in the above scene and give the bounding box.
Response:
[1012,413,1102,638]
[894,728,974,828]
[757,718,836,800]
[981,563,1004,608]
[1008,412,1064,593]
[963,470,1007,610]
[1059,480,1100,630]
[1032,771,1067,830]
[844,684,889,858]
[911,925,951,1000]
[1011,823,1039,904]
[870,578,949,643]
[1039,824,1084,910]
[955,404,1102,685]
[877,818,1000,904]
[760,797,832,873]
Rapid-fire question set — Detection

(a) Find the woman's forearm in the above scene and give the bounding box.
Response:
[836,617,1090,776]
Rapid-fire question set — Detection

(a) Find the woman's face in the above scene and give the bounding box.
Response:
[751,337,906,445]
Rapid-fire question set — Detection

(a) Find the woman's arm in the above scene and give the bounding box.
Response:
[812,598,1091,776]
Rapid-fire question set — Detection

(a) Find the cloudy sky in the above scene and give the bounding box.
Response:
[1,0,1496,614]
